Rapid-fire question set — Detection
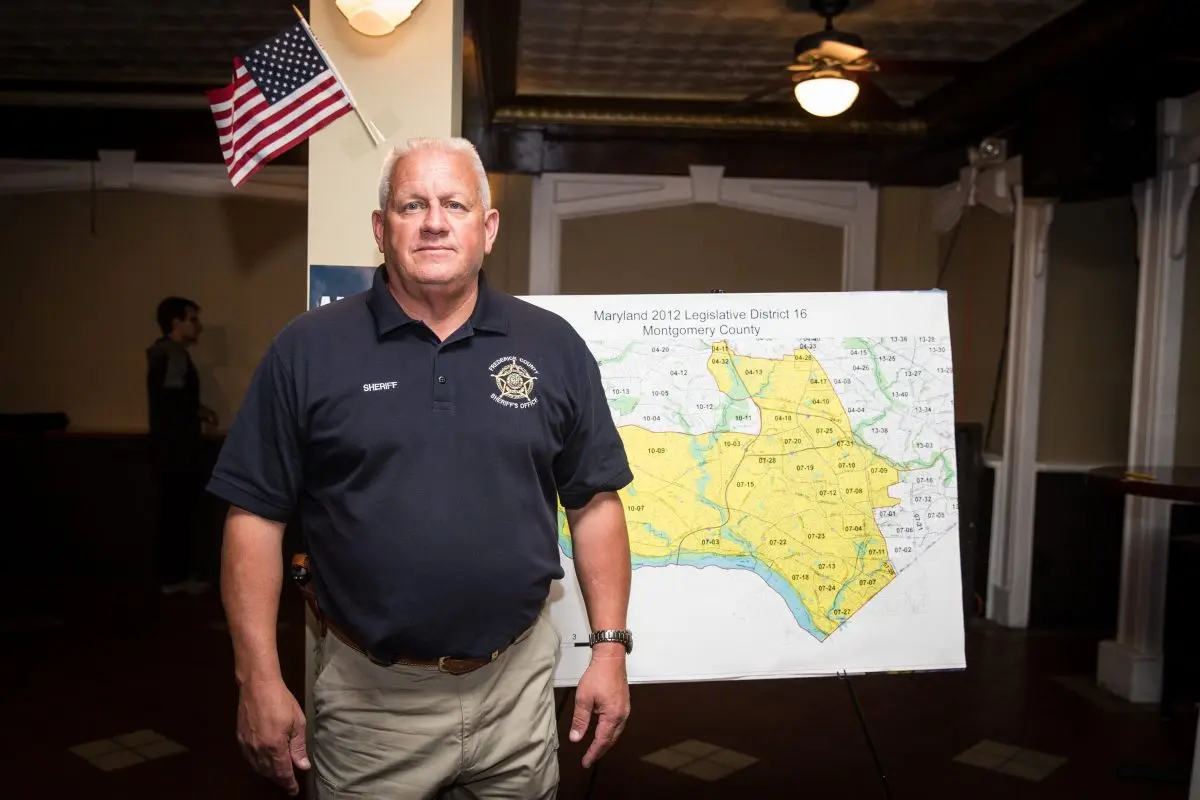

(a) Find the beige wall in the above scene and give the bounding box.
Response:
[560,204,843,295]
[487,173,532,295]
[1179,200,1200,465]
[1040,198,1140,464]
[874,193,1016,450]
[2,176,1192,469]
[0,190,306,431]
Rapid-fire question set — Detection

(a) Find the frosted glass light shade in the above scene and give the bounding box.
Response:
[335,0,422,36]
[794,76,860,117]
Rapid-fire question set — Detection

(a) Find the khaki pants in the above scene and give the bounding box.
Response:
[312,606,560,799]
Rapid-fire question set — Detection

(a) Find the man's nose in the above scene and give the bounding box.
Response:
[422,204,449,232]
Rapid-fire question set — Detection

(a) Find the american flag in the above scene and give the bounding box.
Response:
[207,21,354,187]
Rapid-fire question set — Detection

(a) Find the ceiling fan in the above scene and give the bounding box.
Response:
[740,0,880,117]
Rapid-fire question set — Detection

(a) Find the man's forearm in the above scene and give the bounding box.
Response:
[221,507,287,685]
[566,492,632,653]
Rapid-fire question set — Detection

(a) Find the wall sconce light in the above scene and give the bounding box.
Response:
[335,0,423,37]
[793,67,859,118]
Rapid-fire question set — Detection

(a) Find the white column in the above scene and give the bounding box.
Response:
[986,189,1055,628]
[931,156,1054,629]
[304,3,465,793]
[1192,725,1200,800]
[1098,95,1199,703]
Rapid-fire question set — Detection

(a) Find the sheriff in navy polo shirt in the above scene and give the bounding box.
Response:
[207,265,633,662]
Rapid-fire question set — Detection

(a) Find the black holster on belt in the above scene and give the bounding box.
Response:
[290,552,321,620]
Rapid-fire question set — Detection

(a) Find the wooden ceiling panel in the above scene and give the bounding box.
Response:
[515,0,1086,105]
[0,0,296,85]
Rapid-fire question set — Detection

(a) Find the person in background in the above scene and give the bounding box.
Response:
[209,137,634,798]
[147,296,218,595]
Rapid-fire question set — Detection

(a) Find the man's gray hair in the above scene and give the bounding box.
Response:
[377,137,491,212]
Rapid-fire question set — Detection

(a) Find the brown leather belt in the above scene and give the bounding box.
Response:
[293,557,518,676]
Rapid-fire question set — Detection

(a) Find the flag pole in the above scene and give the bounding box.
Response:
[292,5,386,147]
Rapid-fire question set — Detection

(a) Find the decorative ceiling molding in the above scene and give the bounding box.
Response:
[492,104,927,135]
[0,151,306,201]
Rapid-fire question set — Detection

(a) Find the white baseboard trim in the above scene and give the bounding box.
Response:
[1097,638,1163,703]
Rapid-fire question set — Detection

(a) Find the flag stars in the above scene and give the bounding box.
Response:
[241,21,329,104]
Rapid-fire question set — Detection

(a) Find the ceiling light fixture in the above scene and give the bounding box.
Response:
[335,0,422,37]
[793,67,859,117]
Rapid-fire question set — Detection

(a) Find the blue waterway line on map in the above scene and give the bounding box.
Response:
[559,536,826,641]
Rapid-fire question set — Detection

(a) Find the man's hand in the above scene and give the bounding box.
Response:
[569,647,630,769]
[200,406,219,431]
[563,491,632,768]
[236,678,310,795]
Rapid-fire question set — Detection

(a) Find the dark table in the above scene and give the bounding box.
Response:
[1088,465,1200,798]
[1088,466,1200,504]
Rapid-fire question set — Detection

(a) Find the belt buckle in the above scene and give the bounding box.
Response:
[438,656,470,675]
[437,650,499,676]
[436,657,472,676]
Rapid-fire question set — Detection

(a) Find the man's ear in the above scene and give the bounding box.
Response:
[483,207,500,255]
[372,209,385,254]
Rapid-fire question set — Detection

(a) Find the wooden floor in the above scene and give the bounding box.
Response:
[2,581,1195,800]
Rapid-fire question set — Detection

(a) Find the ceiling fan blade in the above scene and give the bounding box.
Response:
[817,39,869,63]
[844,58,880,72]
[728,74,794,111]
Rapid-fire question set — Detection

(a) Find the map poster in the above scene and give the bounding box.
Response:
[308,264,376,310]
[521,290,965,687]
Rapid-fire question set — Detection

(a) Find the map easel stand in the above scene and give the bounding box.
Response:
[555,673,891,799]
[838,670,893,799]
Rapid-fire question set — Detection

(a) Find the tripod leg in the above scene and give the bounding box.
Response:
[840,672,893,800]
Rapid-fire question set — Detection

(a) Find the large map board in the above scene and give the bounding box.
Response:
[522,290,965,686]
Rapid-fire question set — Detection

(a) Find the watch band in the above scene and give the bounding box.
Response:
[588,629,633,654]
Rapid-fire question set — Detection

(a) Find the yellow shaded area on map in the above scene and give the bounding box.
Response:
[561,342,902,640]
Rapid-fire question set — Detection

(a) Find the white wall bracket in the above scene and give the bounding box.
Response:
[931,155,1022,235]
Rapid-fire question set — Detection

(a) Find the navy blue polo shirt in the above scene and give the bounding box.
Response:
[207,265,633,661]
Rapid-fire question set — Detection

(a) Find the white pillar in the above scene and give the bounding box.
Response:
[986,188,1055,628]
[1192,725,1200,800]
[303,3,465,793]
[931,156,1055,629]
[1098,95,1199,703]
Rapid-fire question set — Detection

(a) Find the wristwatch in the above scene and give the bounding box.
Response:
[588,629,633,654]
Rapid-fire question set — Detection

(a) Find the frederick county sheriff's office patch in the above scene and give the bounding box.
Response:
[489,356,539,409]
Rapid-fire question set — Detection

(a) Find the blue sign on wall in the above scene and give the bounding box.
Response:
[308,264,376,310]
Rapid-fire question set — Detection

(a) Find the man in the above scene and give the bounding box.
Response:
[147,296,218,595]
[208,137,634,799]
